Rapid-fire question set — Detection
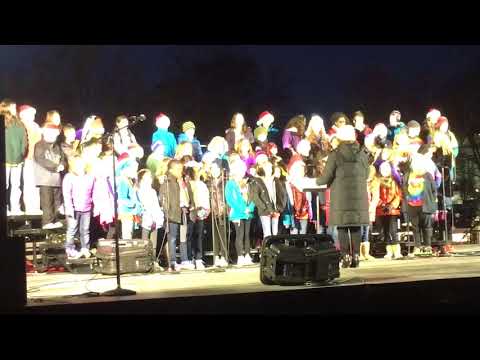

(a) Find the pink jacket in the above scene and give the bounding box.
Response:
[92,175,115,227]
[62,173,95,215]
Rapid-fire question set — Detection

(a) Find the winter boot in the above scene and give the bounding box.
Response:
[392,244,403,259]
[359,243,367,261]
[364,241,375,260]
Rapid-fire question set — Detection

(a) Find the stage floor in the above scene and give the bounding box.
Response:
[26,244,480,308]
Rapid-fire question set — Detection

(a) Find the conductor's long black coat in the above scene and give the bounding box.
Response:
[315,142,370,227]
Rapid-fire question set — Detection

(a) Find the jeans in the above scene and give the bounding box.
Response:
[65,210,91,250]
[121,218,134,239]
[328,225,339,249]
[6,164,23,212]
[337,226,361,256]
[188,220,204,260]
[142,227,158,258]
[168,222,180,266]
[22,159,41,212]
[377,216,398,245]
[233,219,251,257]
[180,219,192,262]
[260,215,279,238]
[291,219,308,234]
[39,186,62,225]
[361,224,370,243]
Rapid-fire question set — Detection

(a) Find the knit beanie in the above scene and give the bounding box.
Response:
[407,120,421,129]
[182,121,195,133]
[254,126,268,140]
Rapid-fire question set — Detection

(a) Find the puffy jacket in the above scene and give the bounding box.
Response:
[33,139,66,187]
[315,142,370,226]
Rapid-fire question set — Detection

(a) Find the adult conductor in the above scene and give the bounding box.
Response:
[311,125,370,268]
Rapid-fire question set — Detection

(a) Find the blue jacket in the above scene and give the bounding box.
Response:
[387,122,406,143]
[225,179,255,221]
[152,129,177,158]
[117,177,143,216]
[177,132,203,162]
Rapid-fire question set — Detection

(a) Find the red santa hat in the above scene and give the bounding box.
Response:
[257,111,274,126]
[155,113,169,124]
[43,122,60,130]
[436,116,449,129]
[287,154,305,172]
[18,104,36,114]
[427,108,441,120]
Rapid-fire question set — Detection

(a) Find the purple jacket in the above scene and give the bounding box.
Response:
[62,173,95,215]
[241,155,256,176]
[282,130,301,151]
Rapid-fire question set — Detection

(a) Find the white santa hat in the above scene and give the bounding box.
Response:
[426,108,441,122]
[336,125,356,142]
[155,113,170,128]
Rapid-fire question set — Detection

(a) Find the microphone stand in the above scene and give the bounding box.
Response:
[101,117,143,297]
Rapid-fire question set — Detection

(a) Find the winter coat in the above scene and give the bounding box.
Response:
[138,186,164,230]
[117,176,142,217]
[402,171,438,214]
[158,174,183,224]
[374,177,402,217]
[92,175,115,227]
[282,129,301,151]
[208,177,227,218]
[177,133,203,162]
[250,177,287,216]
[33,139,66,187]
[5,121,27,165]
[152,129,177,158]
[62,173,95,215]
[23,121,42,161]
[225,179,255,221]
[315,142,370,226]
[225,127,254,152]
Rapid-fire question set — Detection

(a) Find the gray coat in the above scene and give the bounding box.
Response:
[33,139,66,187]
[315,143,370,226]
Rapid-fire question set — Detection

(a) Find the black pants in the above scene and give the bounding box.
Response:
[408,206,433,247]
[39,186,62,225]
[337,226,361,256]
[233,219,251,258]
[212,216,228,259]
[377,215,399,245]
[188,220,204,260]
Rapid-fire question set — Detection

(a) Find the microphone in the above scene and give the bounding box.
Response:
[128,114,146,122]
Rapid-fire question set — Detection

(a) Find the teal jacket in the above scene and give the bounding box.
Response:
[225,179,255,221]
[117,177,143,216]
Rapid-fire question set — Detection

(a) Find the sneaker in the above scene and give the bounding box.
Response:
[236,255,245,267]
[244,254,253,265]
[413,247,422,256]
[167,265,179,273]
[80,248,91,258]
[423,246,433,256]
[26,209,43,216]
[181,261,195,270]
[195,259,205,270]
[9,209,24,216]
[53,222,64,228]
[215,257,229,268]
[66,249,82,259]
[42,223,58,230]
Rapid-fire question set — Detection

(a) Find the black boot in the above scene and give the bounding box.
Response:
[341,254,352,268]
[350,253,360,268]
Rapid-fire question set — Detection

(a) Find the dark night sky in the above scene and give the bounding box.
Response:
[2,45,480,135]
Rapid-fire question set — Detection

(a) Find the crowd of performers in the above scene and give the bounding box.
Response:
[2,97,459,272]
